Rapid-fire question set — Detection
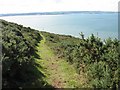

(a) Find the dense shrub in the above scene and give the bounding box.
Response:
[1,20,47,88]
[41,31,120,88]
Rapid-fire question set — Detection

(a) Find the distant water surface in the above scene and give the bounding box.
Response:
[0,13,118,39]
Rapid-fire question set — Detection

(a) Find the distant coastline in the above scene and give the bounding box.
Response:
[0,11,117,17]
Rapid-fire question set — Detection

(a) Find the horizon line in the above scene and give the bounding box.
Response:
[0,10,118,14]
[0,11,118,17]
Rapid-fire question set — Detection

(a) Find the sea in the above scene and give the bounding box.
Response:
[0,13,118,40]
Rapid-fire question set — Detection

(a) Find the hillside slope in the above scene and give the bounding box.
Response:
[1,19,51,88]
[1,19,120,89]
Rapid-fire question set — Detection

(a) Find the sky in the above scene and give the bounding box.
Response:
[0,0,119,14]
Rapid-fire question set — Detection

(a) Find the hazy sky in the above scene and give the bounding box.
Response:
[0,0,119,14]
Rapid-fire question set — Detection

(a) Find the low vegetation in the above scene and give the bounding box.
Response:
[1,19,120,89]
[41,31,120,88]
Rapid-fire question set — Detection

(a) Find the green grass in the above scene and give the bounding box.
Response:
[35,33,86,88]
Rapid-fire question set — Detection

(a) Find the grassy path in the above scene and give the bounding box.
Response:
[36,33,84,88]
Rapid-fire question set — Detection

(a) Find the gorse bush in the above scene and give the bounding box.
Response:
[79,34,120,88]
[42,31,120,88]
[1,20,47,88]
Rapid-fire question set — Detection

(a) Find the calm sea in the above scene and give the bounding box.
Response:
[0,13,118,39]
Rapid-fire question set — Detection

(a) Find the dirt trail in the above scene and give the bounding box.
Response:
[36,33,85,88]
